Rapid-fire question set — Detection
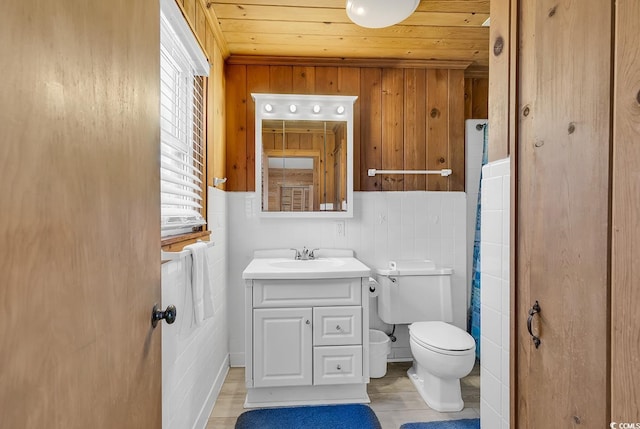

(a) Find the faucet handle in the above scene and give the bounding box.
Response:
[309,248,320,259]
[289,248,301,260]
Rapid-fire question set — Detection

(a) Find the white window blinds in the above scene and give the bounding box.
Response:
[160,3,209,237]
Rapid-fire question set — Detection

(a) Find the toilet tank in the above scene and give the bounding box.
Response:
[375,260,454,325]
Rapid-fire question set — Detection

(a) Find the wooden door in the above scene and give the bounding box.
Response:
[253,308,313,387]
[0,1,162,428]
[611,1,640,423]
[515,0,611,427]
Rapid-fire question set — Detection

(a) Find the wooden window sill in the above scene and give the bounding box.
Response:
[161,230,212,254]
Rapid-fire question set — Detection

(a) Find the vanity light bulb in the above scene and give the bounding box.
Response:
[312,104,321,113]
[336,105,345,114]
[264,104,273,112]
[289,104,297,113]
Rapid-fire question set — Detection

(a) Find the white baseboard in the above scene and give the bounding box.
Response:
[229,352,245,367]
[194,354,230,429]
[387,357,413,363]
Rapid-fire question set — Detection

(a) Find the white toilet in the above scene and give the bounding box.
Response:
[375,260,476,412]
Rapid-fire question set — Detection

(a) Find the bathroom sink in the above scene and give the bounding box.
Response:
[268,258,346,270]
[242,249,370,280]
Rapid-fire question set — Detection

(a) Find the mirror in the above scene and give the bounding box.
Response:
[252,94,357,217]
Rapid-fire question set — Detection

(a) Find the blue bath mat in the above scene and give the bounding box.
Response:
[400,418,480,429]
[235,404,382,429]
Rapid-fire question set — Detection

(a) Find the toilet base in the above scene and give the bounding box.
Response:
[407,363,464,412]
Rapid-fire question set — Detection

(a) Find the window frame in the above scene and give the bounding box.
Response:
[159,0,211,250]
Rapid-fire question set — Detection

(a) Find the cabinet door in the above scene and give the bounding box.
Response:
[253,308,312,387]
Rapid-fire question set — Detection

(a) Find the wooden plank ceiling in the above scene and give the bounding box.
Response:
[205,0,490,74]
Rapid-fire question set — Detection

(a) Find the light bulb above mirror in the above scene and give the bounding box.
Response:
[346,0,420,28]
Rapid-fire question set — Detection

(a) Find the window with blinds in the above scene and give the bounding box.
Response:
[160,3,209,237]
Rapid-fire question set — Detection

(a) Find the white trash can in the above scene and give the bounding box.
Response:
[369,329,391,378]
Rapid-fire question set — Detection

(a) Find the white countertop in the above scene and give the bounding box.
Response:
[242,249,371,280]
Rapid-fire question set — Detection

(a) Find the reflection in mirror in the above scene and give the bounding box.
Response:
[253,94,357,218]
[262,120,346,212]
[266,157,314,211]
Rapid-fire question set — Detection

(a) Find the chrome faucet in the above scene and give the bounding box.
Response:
[290,248,302,260]
[290,247,320,260]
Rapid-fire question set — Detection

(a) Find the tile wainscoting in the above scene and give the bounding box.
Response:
[480,158,511,429]
[162,187,229,429]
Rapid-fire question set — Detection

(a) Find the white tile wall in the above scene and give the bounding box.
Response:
[479,158,510,429]
[227,191,467,364]
[162,187,229,429]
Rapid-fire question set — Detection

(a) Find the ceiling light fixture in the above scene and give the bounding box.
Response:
[346,0,420,29]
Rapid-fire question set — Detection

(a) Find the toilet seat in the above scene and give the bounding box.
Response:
[409,321,475,355]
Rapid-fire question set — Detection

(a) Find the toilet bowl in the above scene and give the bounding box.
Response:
[408,321,476,412]
[375,260,476,413]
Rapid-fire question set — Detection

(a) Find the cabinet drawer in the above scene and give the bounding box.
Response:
[313,306,362,346]
[313,345,363,385]
[253,278,362,308]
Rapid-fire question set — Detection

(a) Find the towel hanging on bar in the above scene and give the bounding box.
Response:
[185,241,215,325]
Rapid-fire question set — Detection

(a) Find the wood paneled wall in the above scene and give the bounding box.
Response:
[464,78,489,120]
[225,64,483,192]
[488,0,516,161]
[174,0,227,189]
[206,39,226,190]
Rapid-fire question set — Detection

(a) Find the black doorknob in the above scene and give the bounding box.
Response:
[151,304,177,328]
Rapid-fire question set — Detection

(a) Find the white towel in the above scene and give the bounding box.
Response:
[185,241,215,325]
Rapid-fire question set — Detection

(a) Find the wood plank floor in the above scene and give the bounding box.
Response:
[206,361,480,429]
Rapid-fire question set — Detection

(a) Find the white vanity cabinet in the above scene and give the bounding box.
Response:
[244,276,371,408]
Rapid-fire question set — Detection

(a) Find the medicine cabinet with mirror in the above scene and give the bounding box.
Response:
[252,93,357,218]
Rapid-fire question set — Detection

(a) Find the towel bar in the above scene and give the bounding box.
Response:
[161,240,215,262]
[367,168,452,177]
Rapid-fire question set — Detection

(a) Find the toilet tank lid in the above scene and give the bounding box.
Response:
[409,321,476,351]
[375,260,453,276]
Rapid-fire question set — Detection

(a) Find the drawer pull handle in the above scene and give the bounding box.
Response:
[336,325,342,331]
[305,320,310,325]
[337,364,342,370]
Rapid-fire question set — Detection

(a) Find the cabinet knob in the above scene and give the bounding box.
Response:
[337,364,342,370]
[305,319,311,325]
[336,325,342,331]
